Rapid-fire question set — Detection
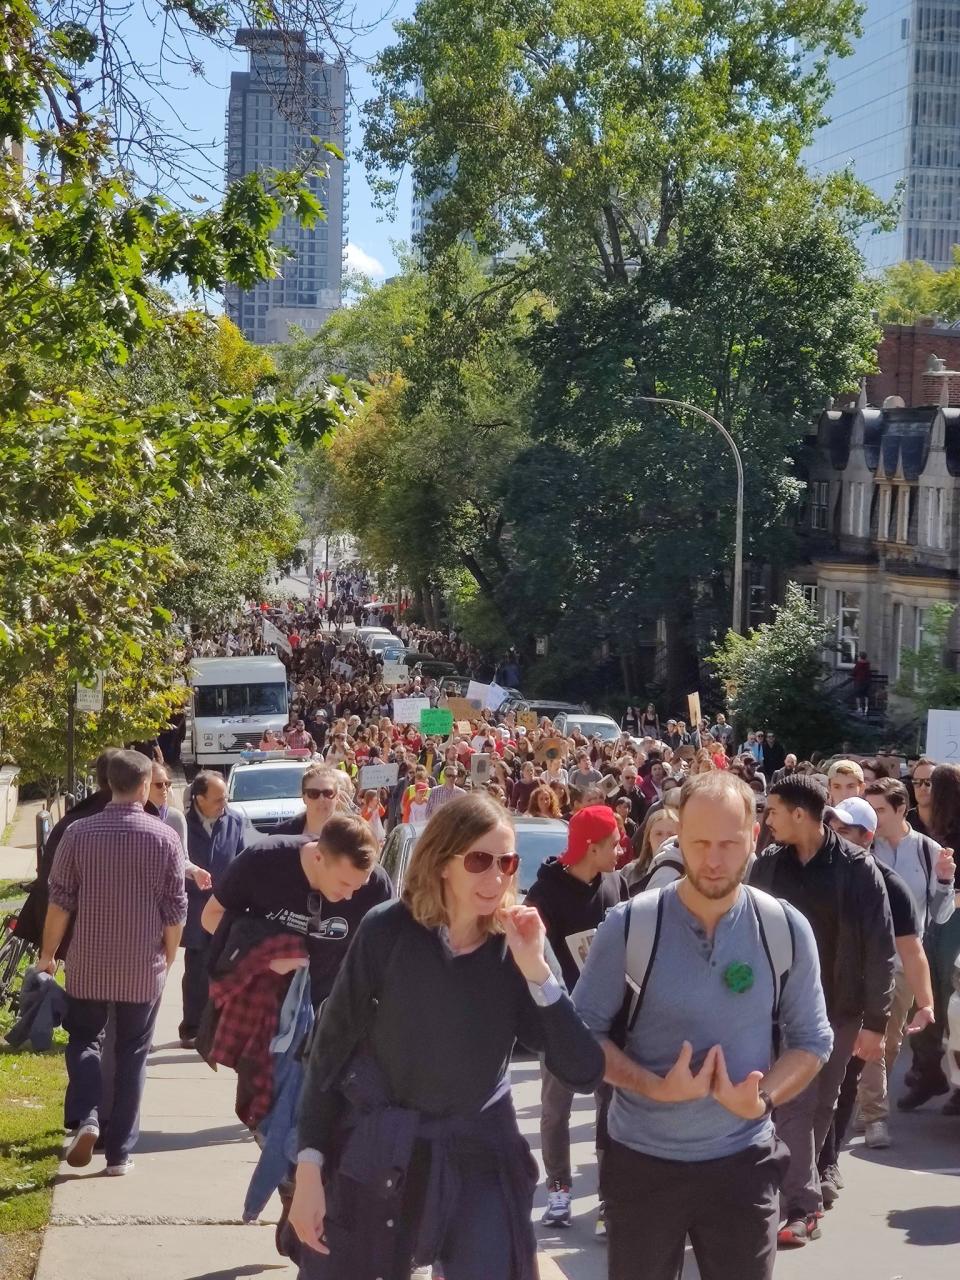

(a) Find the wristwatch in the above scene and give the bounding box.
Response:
[758,1088,775,1116]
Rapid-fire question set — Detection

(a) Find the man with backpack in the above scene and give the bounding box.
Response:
[752,775,895,1247]
[574,772,832,1280]
[525,805,628,1233]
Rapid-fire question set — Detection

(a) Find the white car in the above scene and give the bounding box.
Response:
[355,626,394,647]
[226,757,311,834]
[552,712,622,743]
[381,816,569,897]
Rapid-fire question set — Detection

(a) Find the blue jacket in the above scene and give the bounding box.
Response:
[6,969,68,1051]
[183,805,247,947]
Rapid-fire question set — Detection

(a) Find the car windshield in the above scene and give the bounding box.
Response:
[569,719,620,742]
[229,767,306,801]
[515,825,569,892]
[195,682,288,718]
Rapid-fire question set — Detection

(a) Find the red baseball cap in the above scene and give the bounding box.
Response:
[560,805,620,866]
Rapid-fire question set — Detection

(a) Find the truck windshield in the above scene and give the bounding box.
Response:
[194,683,288,718]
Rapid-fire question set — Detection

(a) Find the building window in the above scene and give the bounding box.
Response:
[915,606,927,652]
[810,480,829,530]
[937,489,946,548]
[891,603,903,680]
[879,486,892,540]
[798,583,819,613]
[837,591,861,667]
[749,583,767,630]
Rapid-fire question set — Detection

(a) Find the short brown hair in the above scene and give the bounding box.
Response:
[302,763,339,793]
[317,813,379,870]
[828,759,864,782]
[402,793,515,935]
[864,777,909,812]
[678,771,754,824]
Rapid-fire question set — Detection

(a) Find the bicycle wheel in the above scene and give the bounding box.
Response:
[0,924,35,1012]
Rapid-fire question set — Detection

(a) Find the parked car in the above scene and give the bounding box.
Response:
[354,625,395,647]
[380,815,569,897]
[225,755,312,833]
[498,697,588,721]
[552,712,622,743]
[395,650,461,679]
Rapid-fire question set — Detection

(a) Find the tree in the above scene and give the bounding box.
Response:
[709,585,849,759]
[896,603,960,716]
[878,249,960,325]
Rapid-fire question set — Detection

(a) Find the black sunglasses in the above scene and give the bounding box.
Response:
[304,787,338,800]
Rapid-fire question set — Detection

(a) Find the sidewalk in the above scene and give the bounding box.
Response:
[0,798,48,882]
[35,960,573,1280]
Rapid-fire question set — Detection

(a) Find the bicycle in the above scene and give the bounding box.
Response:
[0,911,37,1014]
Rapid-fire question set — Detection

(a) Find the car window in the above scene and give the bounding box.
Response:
[515,825,569,893]
[229,767,306,801]
[381,829,405,885]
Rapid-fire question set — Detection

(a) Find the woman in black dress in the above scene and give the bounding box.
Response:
[288,792,603,1279]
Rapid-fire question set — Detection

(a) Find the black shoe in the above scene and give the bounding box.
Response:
[942,1089,960,1116]
[898,1080,949,1111]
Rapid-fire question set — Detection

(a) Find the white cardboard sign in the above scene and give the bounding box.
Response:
[382,661,408,687]
[392,696,430,725]
[359,763,400,790]
[925,709,960,763]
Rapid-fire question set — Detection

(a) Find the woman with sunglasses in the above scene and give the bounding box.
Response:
[270,765,343,839]
[288,792,603,1280]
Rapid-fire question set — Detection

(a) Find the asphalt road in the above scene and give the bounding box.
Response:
[511,1054,960,1280]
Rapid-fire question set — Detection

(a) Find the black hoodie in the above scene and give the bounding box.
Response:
[525,857,628,992]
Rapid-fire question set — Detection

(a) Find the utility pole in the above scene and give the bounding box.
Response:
[65,686,76,812]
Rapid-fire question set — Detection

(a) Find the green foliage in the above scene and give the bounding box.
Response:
[709,584,848,758]
[878,249,960,325]
[895,603,960,715]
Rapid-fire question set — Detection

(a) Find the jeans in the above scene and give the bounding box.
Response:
[601,1136,788,1280]
[180,939,211,1040]
[775,1018,859,1216]
[539,1062,608,1189]
[63,995,161,1165]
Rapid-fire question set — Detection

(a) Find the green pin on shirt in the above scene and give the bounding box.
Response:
[723,962,754,994]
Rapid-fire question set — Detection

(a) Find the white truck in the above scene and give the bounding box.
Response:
[183,656,290,770]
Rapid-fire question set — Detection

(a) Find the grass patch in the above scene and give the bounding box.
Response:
[0,882,31,912]
[0,1008,66,1279]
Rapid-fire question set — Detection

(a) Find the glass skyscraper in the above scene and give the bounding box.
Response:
[224,30,347,344]
[803,0,960,270]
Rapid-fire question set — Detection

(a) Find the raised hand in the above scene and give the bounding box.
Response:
[935,847,956,884]
[710,1046,765,1119]
[500,905,550,984]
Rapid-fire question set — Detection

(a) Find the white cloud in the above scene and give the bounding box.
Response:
[344,242,386,278]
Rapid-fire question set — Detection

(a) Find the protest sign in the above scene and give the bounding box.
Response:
[359,763,400,790]
[471,754,494,785]
[420,707,454,736]
[392,696,430,725]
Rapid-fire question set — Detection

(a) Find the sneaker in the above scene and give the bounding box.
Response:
[65,1125,99,1168]
[541,1181,572,1227]
[778,1212,822,1248]
[179,1036,197,1051]
[864,1120,890,1149]
[897,1080,949,1111]
[105,1159,134,1177]
[820,1164,842,1207]
[942,1089,960,1116]
[595,1202,606,1239]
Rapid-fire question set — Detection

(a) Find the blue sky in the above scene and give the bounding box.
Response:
[122,1,418,280]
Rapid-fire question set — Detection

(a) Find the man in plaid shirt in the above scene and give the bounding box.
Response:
[39,750,187,1176]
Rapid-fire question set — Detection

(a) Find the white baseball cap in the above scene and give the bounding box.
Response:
[827,797,878,835]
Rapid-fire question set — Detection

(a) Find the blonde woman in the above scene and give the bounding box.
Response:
[288,793,603,1279]
[623,804,681,891]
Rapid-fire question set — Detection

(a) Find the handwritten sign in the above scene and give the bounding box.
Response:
[420,707,454,736]
[471,754,494,785]
[381,661,408,687]
[926,710,960,763]
[359,763,400,790]
[518,710,538,732]
[392,696,430,725]
[444,697,480,723]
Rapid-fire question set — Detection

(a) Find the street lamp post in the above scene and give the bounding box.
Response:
[637,395,745,635]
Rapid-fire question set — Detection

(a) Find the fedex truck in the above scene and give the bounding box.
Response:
[183,657,290,769]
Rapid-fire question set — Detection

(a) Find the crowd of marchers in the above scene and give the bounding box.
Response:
[12,583,960,1280]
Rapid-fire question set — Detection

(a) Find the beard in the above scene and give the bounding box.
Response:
[685,859,750,901]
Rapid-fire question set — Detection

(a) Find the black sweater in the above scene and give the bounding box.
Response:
[298,899,604,1152]
[750,826,895,1033]
[524,858,627,992]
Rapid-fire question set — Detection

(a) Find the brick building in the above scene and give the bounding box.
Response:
[858,320,960,409]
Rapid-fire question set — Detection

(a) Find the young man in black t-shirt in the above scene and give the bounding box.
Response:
[201,813,393,1008]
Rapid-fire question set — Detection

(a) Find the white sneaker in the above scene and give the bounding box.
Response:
[864,1121,890,1149]
[65,1125,99,1168]
[105,1159,135,1176]
[541,1181,572,1227]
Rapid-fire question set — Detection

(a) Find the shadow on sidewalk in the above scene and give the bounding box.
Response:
[887,1205,960,1246]
[184,1266,289,1280]
[135,1123,252,1154]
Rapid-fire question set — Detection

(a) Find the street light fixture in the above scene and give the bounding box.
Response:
[637,395,745,635]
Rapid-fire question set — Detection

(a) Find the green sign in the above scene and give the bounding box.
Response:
[420,707,454,736]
